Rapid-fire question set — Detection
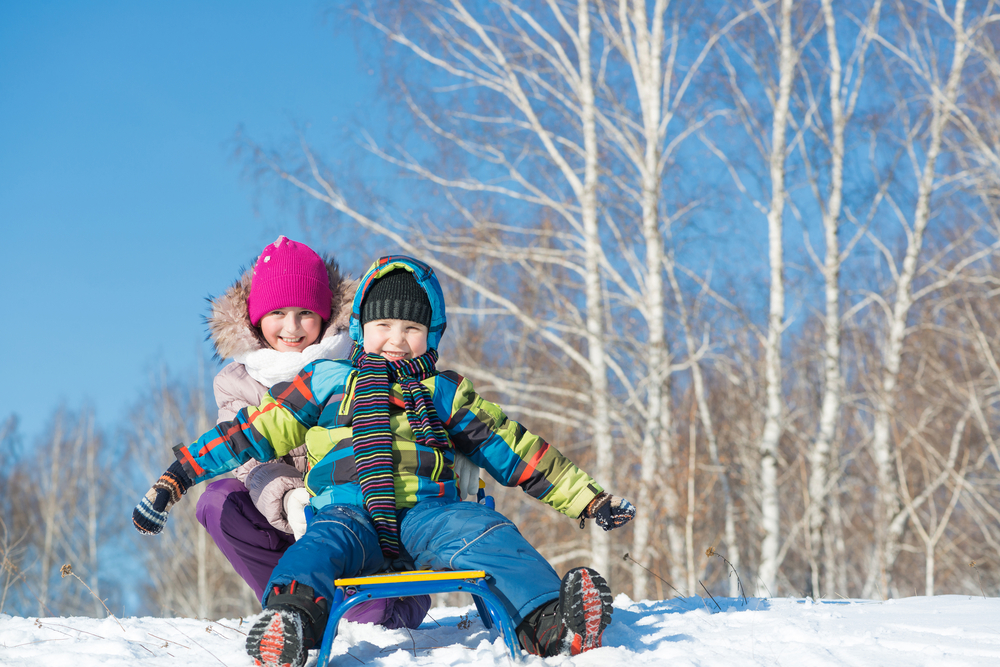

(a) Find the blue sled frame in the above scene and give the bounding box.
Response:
[315,570,522,666]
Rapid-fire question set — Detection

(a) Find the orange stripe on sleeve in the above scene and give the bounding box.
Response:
[271,370,314,404]
[197,432,229,458]
[178,447,205,477]
[197,400,288,457]
[515,442,550,486]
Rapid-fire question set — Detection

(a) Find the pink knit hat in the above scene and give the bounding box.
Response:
[247,236,333,325]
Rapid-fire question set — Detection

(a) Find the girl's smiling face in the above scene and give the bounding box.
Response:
[362,319,429,361]
[260,308,323,352]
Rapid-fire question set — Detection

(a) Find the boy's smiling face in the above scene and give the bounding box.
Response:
[363,318,429,361]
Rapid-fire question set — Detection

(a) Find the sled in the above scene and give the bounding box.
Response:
[315,568,521,665]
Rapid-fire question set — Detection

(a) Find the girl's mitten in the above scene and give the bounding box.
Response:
[132,461,192,535]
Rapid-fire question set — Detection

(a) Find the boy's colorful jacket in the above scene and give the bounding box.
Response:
[174,256,603,520]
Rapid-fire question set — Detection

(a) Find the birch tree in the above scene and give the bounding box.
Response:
[898,402,969,596]
[755,0,797,595]
[35,412,65,615]
[575,0,614,579]
[801,0,881,599]
[591,0,758,598]
[705,0,803,594]
[0,416,28,615]
[863,0,978,596]
[600,0,675,598]
[17,408,118,617]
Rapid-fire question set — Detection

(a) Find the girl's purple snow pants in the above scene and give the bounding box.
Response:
[196,478,430,628]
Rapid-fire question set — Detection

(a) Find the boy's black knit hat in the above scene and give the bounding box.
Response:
[361,269,432,328]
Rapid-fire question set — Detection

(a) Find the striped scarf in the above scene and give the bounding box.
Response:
[349,343,448,558]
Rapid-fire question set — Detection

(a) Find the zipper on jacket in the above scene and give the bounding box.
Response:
[338,371,358,423]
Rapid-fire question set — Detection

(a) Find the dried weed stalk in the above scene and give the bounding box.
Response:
[970,561,987,598]
[623,553,684,598]
[61,563,124,631]
[707,547,748,605]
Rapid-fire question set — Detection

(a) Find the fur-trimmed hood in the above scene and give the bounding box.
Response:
[207,255,358,360]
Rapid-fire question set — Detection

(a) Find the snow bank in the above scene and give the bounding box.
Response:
[3,595,999,666]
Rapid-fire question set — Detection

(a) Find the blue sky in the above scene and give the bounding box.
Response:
[0,2,376,445]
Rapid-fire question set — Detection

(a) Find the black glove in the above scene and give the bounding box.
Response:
[132,461,193,535]
[582,492,636,531]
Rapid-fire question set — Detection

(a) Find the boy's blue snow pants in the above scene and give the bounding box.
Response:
[264,498,561,627]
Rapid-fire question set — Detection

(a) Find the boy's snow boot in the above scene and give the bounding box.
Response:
[246,581,329,667]
[246,608,306,667]
[516,566,613,657]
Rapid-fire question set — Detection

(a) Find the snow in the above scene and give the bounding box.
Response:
[3,595,1000,666]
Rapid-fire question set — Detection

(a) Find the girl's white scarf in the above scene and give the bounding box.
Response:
[234,331,354,388]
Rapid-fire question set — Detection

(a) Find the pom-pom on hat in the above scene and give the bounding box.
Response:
[247,236,333,326]
[360,269,432,328]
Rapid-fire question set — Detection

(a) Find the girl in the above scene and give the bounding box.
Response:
[197,235,430,629]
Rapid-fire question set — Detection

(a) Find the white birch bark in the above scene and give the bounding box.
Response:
[600,0,750,597]
[667,256,739,594]
[37,414,64,615]
[616,0,668,601]
[806,0,881,599]
[685,419,697,595]
[866,0,971,596]
[901,409,968,597]
[658,368,687,590]
[806,0,846,601]
[577,0,614,581]
[84,413,102,617]
[828,451,848,596]
[757,0,796,595]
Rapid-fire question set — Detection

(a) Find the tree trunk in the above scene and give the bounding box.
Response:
[758,0,796,595]
[868,0,970,597]
[685,419,697,596]
[37,414,64,616]
[658,371,687,592]
[575,0,614,582]
[84,413,102,617]
[668,257,738,594]
[620,0,670,601]
[808,0,854,600]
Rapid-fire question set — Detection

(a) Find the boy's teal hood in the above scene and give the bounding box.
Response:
[350,256,447,350]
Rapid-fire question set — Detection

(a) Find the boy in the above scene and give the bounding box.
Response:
[134,255,636,667]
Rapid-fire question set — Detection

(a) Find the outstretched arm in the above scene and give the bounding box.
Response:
[440,371,634,528]
[173,392,308,484]
[133,360,347,535]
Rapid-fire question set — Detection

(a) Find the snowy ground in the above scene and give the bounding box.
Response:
[3,594,1000,666]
